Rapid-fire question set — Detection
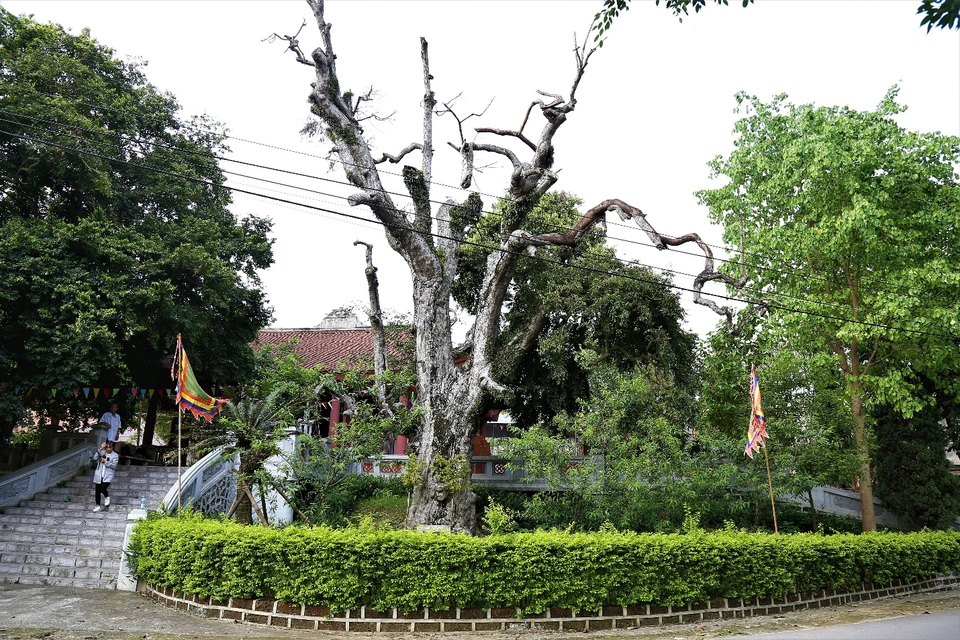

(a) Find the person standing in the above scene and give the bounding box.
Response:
[99,403,121,445]
[92,442,118,512]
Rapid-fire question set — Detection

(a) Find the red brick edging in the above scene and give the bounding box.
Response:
[141,574,959,632]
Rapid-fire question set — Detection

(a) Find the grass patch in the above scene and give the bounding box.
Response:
[352,493,407,529]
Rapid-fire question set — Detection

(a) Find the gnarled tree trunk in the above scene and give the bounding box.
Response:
[274,0,749,532]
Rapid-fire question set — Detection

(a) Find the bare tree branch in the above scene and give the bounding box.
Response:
[375,143,423,165]
[420,37,436,190]
[264,21,315,66]
[353,240,391,412]
[470,143,522,171]
[473,126,536,152]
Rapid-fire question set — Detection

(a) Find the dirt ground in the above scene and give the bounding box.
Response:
[0,584,957,640]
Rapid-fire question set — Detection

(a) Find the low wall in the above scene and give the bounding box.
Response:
[142,574,959,632]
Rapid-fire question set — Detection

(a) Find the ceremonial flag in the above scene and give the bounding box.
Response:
[171,334,228,422]
[744,365,768,458]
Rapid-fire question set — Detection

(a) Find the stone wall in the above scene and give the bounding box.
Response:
[142,574,959,632]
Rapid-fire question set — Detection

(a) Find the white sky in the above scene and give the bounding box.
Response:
[5,0,959,339]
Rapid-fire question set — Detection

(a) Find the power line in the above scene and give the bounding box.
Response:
[2,125,957,343]
[0,115,889,316]
[6,94,931,299]
[0,107,924,302]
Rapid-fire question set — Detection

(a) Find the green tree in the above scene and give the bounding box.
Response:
[454,192,699,428]
[698,88,960,531]
[874,391,960,530]
[702,327,860,529]
[500,357,744,533]
[0,10,274,444]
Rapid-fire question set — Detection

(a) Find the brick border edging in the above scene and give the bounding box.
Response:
[141,574,959,632]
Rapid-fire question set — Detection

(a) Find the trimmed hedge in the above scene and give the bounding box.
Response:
[129,513,960,614]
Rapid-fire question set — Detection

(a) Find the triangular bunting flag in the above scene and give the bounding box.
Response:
[140,388,147,398]
[148,389,155,398]
[157,389,165,398]
[50,389,58,398]
[73,389,79,398]
[112,388,119,397]
[83,388,90,398]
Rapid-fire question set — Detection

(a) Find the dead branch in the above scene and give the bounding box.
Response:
[353,240,390,410]
[473,126,536,152]
[459,142,475,189]
[421,37,436,189]
[470,143,521,171]
[375,143,423,164]
[264,20,315,67]
[439,96,495,148]
[595,199,766,335]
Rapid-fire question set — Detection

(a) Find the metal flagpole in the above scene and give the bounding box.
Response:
[177,407,182,511]
[763,444,778,534]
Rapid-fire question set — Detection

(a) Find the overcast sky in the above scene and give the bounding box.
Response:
[5,0,959,338]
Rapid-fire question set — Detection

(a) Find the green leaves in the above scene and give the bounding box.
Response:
[130,513,960,611]
[0,9,274,441]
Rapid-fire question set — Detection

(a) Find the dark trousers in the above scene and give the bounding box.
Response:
[95,482,111,506]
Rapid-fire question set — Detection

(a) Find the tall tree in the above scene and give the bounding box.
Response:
[698,88,960,531]
[272,0,736,532]
[0,10,274,443]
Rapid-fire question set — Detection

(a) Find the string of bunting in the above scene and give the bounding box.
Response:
[0,384,223,401]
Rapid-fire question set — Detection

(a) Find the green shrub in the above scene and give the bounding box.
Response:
[129,512,960,614]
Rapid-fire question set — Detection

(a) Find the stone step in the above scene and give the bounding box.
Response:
[0,572,116,589]
[0,541,121,559]
[47,482,174,501]
[0,527,125,542]
[62,477,176,489]
[0,531,123,546]
[17,499,137,512]
[0,508,129,522]
[0,551,121,570]
[0,560,116,579]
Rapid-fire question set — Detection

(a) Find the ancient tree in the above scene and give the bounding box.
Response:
[273,0,743,532]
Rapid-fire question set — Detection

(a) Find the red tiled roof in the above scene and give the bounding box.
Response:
[255,328,402,371]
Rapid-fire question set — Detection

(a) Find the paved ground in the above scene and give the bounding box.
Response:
[0,583,957,639]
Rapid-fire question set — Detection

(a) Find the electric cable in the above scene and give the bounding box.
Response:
[2,124,956,342]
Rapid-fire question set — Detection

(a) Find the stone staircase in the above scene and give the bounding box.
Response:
[0,464,180,588]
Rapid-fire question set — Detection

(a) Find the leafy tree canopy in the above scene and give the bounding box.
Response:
[0,9,274,442]
[698,87,960,530]
[453,192,698,428]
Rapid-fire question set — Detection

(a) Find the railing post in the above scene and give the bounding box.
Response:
[117,508,147,591]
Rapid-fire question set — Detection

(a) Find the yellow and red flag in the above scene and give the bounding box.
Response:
[171,334,228,422]
[744,364,768,458]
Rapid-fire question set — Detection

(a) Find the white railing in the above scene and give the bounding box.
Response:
[783,486,960,531]
[160,447,238,515]
[349,454,593,491]
[0,441,99,508]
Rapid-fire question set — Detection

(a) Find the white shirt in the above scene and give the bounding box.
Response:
[100,412,121,441]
